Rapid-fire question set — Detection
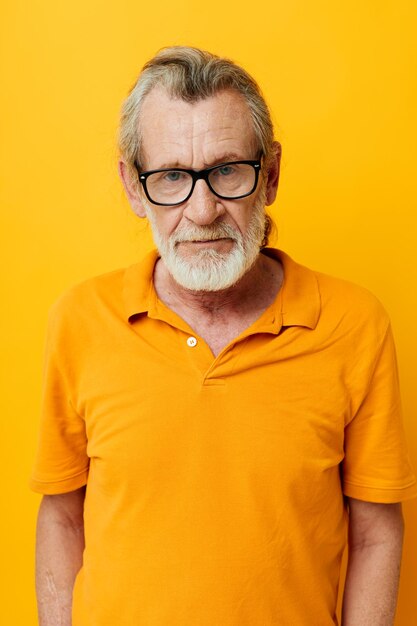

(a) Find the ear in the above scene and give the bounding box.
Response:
[118,160,147,218]
[265,141,281,206]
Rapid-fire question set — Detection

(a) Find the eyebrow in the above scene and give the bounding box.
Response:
[152,154,253,170]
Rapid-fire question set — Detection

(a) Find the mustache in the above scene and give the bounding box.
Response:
[171,222,239,245]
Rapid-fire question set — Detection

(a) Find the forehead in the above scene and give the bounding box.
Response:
[138,87,257,169]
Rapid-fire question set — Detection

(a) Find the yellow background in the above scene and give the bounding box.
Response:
[1,1,416,623]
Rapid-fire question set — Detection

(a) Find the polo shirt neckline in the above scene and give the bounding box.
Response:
[123,247,321,336]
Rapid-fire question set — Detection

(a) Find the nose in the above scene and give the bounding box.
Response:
[182,179,225,226]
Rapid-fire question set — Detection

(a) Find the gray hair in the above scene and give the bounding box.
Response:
[118,46,277,246]
[119,46,275,174]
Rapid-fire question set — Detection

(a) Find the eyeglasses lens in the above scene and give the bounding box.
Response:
[145,163,257,205]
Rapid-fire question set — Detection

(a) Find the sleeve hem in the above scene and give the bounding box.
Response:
[29,467,89,494]
[343,480,417,503]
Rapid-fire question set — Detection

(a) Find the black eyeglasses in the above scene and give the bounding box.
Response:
[134,159,262,207]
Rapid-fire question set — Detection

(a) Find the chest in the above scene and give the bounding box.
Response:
[78,328,351,564]
[75,320,354,480]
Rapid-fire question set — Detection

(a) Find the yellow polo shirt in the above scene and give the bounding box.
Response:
[30,248,416,626]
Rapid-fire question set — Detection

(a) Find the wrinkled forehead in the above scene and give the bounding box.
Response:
[138,86,258,169]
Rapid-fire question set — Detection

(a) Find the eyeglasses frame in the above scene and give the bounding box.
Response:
[134,159,262,207]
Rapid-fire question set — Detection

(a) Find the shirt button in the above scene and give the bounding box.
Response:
[187,336,198,347]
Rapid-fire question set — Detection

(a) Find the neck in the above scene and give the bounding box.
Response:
[153,250,283,316]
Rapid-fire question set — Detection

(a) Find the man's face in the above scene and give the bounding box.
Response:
[129,87,277,291]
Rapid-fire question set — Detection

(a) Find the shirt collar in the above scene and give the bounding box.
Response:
[123,249,159,320]
[123,247,321,330]
[263,248,321,330]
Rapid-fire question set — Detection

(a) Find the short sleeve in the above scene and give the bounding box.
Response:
[30,304,89,494]
[342,322,417,503]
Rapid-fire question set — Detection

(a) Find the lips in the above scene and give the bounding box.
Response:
[171,222,239,246]
[178,237,232,243]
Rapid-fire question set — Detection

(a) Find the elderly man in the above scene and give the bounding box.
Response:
[32,47,416,626]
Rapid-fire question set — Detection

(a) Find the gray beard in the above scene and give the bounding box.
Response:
[144,187,267,292]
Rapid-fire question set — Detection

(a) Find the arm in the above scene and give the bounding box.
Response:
[342,497,404,626]
[35,486,86,626]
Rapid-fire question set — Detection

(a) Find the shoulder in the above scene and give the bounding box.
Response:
[315,269,389,323]
[311,269,392,358]
[275,248,392,354]
[47,267,127,332]
[47,250,158,329]
[273,248,391,336]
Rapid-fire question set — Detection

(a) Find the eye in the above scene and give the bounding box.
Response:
[218,165,235,176]
[164,171,182,182]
